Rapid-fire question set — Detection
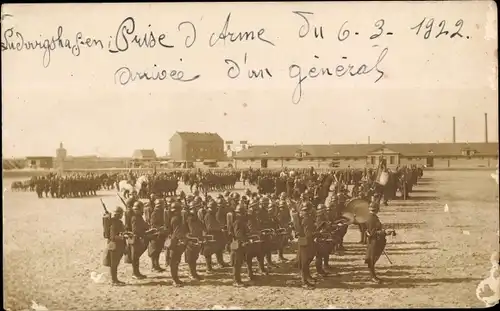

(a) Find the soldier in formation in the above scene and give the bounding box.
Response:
[100,164,414,287]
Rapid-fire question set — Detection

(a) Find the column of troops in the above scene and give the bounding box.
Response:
[102,164,421,288]
[11,173,103,198]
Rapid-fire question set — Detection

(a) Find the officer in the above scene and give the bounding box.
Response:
[167,202,187,287]
[298,201,317,289]
[107,206,126,286]
[231,204,249,287]
[148,199,166,272]
[130,202,148,279]
[203,201,227,272]
[185,202,204,281]
[365,199,387,283]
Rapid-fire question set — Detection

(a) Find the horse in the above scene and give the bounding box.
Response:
[118,175,149,199]
[136,175,149,199]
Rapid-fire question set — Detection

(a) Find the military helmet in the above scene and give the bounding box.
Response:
[113,206,124,216]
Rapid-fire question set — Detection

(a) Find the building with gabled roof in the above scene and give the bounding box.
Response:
[132,149,157,160]
[169,132,225,163]
[233,142,499,169]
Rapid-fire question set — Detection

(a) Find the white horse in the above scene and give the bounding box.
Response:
[118,175,149,198]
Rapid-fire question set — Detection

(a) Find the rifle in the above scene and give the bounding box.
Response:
[117,194,127,208]
[100,199,110,215]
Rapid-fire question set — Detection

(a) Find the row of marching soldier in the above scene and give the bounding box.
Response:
[101,160,403,288]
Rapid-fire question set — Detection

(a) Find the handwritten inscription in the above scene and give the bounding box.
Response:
[289,47,389,104]
[0,11,474,104]
[209,13,275,47]
[411,17,467,39]
[1,25,103,68]
[109,17,174,53]
[114,64,200,85]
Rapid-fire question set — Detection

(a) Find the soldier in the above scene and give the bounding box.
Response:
[231,204,250,287]
[365,199,387,283]
[185,202,204,281]
[144,193,156,225]
[167,202,187,287]
[257,197,278,268]
[276,198,292,262]
[148,199,166,272]
[246,200,268,276]
[107,207,126,286]
[298,201,317,289]
[203,201,227,272]
[314,204,332,277]
[130,202,148,279]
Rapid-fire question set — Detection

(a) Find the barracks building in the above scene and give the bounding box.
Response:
[232,142,499,169]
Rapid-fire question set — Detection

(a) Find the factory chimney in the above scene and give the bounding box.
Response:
[452,117,456,143]
[368,136,371,144]
[484,113,488,143]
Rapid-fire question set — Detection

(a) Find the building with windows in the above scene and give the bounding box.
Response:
[233,142,499,169]
[169,132,225,165]
[25,156,54,169]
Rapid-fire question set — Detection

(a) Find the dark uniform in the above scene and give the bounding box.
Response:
[168,203,187,286]
[148,200,165,272]
[130,205,148,279]
[314,205,332,276]
[185,207,204,280]
[257,202,276,268]
[232,206,250,287]
[365,204,386,283]
[246,206,267,275]
[277,200,291,261]
[203,203,227,271]
[298,203,317,288]
[107,210,126,285]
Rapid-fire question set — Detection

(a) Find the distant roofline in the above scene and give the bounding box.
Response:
[245,142,499,147]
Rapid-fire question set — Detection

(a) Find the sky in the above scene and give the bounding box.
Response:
[2,2,498,158]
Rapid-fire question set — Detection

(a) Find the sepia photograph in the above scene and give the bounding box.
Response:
[2,1,499,310]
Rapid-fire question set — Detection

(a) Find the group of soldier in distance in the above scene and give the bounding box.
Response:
[11,161,423,289]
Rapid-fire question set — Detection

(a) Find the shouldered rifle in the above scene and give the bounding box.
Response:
[117,194,127,208]
[100,199,110,215]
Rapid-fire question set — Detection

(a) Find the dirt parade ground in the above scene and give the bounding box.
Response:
[3,170,499,310]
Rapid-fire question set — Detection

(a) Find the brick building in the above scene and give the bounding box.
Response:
[169,132,225,165]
